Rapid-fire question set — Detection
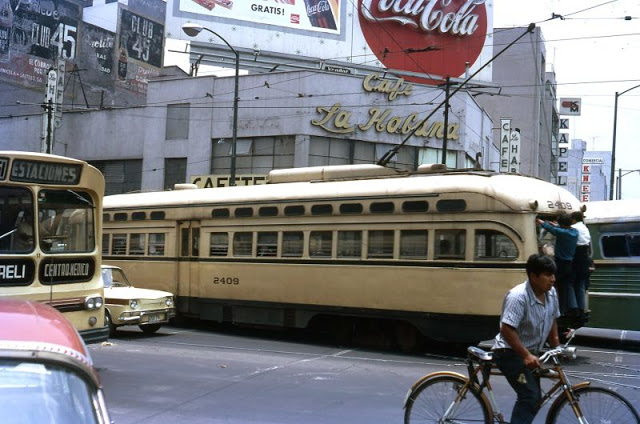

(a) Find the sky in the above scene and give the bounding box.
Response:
[493,0,640,199]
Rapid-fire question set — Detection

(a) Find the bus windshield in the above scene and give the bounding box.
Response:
[0,187,95,254]
[38,189,96,253]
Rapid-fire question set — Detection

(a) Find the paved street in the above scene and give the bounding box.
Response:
[89,323,640,424]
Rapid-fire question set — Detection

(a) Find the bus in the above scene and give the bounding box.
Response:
[0,151,108,344]
[102,164,583,348]
[584,199,640,331]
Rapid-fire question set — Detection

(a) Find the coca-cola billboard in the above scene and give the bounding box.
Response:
[359,0,488,83]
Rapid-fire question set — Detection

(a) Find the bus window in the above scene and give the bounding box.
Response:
[282,232,303,257]
[0,187,34,253]
[233,232,253,256]
[38,190,95,253]
[257,232,278,256]
[368,230,394,258]
[400,230,427,259]
[148,233,165,255]
[129,233,145,255]
[337,231,362,258]
[309,231,332,257]
[474,230,518,260]
[209,233,228,256]
[434,229,465,259]
[112,234,127,255]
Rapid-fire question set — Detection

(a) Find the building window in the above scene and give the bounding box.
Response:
[164,158,187,190]
[166,103,190,140]
[90,160,142,195]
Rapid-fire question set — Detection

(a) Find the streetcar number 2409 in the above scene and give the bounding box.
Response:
[213,277,239,285]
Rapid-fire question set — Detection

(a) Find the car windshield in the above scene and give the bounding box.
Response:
[0,359,99,424]
[102,268,130,288]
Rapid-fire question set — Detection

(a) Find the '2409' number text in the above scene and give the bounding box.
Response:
[213,277,239,285]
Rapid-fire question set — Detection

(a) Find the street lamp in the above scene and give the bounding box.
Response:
[616,169,640,200]
[609,83,640,199]
[182,22,239,186]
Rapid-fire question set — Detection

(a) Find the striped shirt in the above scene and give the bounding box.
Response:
[492,280,560,354]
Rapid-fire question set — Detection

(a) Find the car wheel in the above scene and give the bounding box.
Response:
[105,311,117,338]
[140,324,161,334]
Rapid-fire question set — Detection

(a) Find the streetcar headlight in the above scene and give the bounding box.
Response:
[85,296,103,310]
[165,297,173,307]
[129,299,139,309]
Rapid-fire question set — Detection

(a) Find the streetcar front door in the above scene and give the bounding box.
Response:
[178,221,201,315]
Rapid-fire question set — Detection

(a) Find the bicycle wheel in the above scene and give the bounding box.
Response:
[404,375,491,424]
[546,386,640,424]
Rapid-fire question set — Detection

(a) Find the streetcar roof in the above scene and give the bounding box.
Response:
[104,166,581,214]
[584,199,640,223]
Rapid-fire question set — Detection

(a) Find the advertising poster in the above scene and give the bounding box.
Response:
[179,0,341,35]
[0,0,80,88]
[77,22,116,90]
[116,4,164,94]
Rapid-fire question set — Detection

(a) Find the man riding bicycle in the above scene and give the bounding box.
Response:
[491,254,561,424]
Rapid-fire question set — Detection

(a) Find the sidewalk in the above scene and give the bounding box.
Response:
[575,327,640,348]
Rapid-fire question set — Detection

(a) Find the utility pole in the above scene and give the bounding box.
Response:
[441,77,450,166]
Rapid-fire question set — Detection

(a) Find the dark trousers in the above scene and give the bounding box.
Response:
[573,247,590,311]
[555,259,577,314]
[493,349,541,424]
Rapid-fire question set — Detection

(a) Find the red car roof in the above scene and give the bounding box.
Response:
[0,299,89,357]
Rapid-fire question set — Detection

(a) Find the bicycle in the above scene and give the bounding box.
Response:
[403,329,640,423]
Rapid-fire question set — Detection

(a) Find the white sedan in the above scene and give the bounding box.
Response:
[101,265,175,337]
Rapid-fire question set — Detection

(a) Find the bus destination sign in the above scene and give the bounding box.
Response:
[0,259,36,287]
[10,159,82,185]
[39,257,95,284]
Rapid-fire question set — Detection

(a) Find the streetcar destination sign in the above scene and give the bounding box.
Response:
[10,159,82,185]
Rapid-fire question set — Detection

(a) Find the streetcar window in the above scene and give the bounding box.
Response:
[259,206,278,217]
[150,211,166,220]
[601,234,640,258]
[337,231,362,258]
[192,228,200,257]
[181,228,189,256]
[436,199,466,212]
[370,202,394,214]
[212,208,230,218]
[114,213,128,221]
[282,232,303,257]
[103,213,110,222]
[284,205,305,216]
[148,233,165,256]
[309,231,332,257]
[311,204,333,215]
[257,232,278,257]
[402,201,429,213]
[400,230,428,259]
[112,234,127,255]
[129,233,145,255]
[474,230,518,260]
[132,212,146,221]
[339,203,363,214]
[233,232,253,256]
[235,207,253,218]
[434,230,466,259]
[368,230,394,258]
[102,234,110,255]
[210,233,229,256]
